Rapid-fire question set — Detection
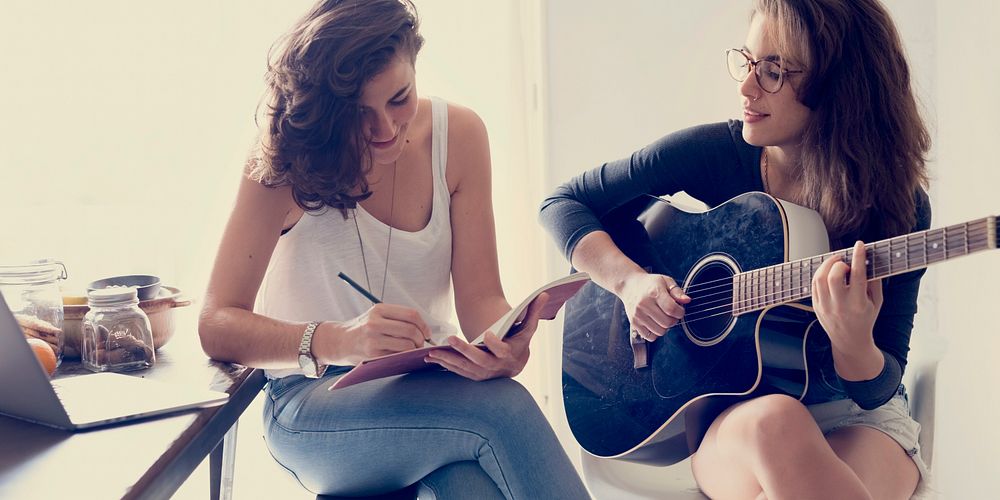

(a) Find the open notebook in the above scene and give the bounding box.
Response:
[329,272,590,390]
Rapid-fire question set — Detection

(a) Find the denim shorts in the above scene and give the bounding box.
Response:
[806,385,930,495]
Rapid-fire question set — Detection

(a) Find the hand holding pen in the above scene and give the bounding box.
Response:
[337,272,436,349]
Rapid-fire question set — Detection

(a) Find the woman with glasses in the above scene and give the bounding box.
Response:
[541,0,930,498]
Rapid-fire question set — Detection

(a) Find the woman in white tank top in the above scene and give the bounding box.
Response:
[198,1,587,498]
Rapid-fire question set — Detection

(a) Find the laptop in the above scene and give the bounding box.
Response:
[0,292,229,430]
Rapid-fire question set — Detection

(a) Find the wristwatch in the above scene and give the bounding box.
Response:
[297,321,328,378]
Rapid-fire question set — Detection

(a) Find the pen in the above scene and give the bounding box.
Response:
[337,272,437,346]
[337,272,381,304]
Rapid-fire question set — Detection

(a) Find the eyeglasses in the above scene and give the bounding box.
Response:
[726,48,803,94]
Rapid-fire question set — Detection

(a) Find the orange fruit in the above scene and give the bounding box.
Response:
[27,338,57,377]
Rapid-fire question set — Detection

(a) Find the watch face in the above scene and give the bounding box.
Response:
[299,353,317,377]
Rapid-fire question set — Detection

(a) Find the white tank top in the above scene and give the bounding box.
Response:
[257,97,456,379]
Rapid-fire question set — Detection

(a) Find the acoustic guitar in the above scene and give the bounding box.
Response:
[562,191,996,465]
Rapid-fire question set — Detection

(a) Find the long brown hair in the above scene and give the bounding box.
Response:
[247,0,424,211]
[754,0,930,239]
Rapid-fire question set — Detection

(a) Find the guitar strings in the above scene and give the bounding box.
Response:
[708,233,991,305]
[681,217,991,296]
[667,229,990,300]
[685,234,989,311]
[684,236,990,320]
[615,209,994,330]
[654,234,992,327]
[677,221,991,297]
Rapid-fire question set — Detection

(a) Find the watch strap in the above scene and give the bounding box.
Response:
[298,321,326,378]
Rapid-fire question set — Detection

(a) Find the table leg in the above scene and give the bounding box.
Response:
[210,422,239,500]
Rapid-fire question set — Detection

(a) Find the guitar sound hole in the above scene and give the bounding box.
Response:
[683,260,736,344]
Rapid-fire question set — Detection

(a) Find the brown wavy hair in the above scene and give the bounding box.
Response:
[247,0,424,211]
[753,0,930,239]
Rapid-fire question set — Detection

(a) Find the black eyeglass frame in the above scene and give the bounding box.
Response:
[725,48,804,94]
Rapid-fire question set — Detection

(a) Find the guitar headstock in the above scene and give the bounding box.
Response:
[988,215,1000,250]
[994,215,999,248]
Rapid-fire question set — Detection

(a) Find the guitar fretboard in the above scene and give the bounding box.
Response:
[733,216,997,315]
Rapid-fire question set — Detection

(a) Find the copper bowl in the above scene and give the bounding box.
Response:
[62,285,192,358]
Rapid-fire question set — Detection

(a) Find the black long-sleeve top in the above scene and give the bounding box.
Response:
[540,120,931,409]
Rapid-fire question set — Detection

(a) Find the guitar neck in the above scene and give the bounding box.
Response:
[734,215,998,314]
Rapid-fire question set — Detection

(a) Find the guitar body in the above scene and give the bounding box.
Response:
[563,192,840,464]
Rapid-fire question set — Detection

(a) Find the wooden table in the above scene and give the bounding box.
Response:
[0,309,267,500]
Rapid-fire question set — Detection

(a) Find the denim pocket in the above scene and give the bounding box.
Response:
[267,375,308,401]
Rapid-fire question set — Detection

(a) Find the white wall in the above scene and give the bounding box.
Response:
[0,1,306,295]
[933,2,1000,497]
[541,0,998,495]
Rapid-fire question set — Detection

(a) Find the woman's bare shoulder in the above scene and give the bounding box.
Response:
[444,100,488,141]
[440,100,490,191]
[235,174,300,229]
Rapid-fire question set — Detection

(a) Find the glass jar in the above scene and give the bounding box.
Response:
[0,260,68,366]
[82,287,155,372]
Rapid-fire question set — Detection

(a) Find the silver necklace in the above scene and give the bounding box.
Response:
[353,161,396,302]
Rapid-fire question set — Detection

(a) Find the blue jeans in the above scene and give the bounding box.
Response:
[263,370,589,499]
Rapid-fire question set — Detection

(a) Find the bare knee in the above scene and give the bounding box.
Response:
[716,394,818,459]
[693,395,813,498]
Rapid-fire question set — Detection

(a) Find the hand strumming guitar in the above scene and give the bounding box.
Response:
[620,273,692,342]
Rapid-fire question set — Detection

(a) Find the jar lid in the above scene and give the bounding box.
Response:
[87,287,139,307]
[0,260,68,285]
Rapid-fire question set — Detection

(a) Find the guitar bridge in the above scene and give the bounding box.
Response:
[630,330,649,369]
